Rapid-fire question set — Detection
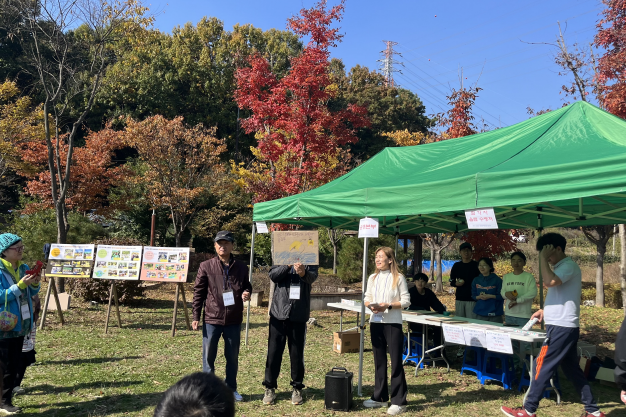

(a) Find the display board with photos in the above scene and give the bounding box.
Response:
[46,244,95,278]
[93,245,143,280]
[140,246,190,282]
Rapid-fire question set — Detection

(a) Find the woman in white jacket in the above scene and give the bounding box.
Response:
[363,247,411,415]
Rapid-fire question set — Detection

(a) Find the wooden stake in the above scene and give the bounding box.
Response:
[113,282,122,328]
[51,279,64,325]
[171,283,180,337]
[104,282,114,334]
[39,276,53,330]
[179,283,191,330]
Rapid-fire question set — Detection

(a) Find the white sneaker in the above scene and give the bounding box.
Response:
[387,405,406,415]
[233,391,243,402]
[363,399,386,408]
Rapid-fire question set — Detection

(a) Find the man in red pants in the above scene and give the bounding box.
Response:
[500,233,604,417]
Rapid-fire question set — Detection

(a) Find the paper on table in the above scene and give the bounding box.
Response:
[486,330,513,354]
[442,324,466,345]
[462,327,487,348]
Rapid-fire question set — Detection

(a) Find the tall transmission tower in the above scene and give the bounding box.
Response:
[378,40,403,88]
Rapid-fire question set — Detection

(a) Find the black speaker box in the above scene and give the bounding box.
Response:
[324,367,353,411]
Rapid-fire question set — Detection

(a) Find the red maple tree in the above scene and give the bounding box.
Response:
[594,0,626,118]
[19,126,129,214]
[234,0,369,203]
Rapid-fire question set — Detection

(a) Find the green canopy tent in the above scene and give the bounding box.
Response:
[245,101,626,394]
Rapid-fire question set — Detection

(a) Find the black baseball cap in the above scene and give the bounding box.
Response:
[459,242,473,251]
[214,231,235,243]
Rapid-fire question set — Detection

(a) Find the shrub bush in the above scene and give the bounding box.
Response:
[580,282,623,309]
[66,237,145,305]
[337,235,408,284]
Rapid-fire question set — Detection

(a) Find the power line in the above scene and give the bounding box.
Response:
[378,41,403,88]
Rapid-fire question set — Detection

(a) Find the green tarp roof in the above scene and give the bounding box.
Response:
[253,101,626,234]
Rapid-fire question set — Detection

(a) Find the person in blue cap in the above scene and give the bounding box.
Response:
[0,233,41,414]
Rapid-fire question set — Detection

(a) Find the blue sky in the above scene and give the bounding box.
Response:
[150,0,602,129]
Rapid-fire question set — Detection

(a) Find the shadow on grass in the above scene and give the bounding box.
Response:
[25,380,143,396]
[20,390,163,416]
[39,356,142,366]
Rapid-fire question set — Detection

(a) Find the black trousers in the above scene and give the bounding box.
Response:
[370,323,407,406]
[15,349,36,388]
[263,317,307,390]
[0,336,25,404]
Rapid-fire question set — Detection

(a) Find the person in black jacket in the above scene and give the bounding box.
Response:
[408,273,446,340]
[262,262,318,406]
[616,318,626,405]
[449,242,480,319]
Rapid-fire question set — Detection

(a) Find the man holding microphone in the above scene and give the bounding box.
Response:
[192,231,252,403]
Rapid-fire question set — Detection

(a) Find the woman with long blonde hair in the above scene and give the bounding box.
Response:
[363,247,410,415]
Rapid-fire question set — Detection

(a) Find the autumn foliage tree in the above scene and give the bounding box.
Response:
[595,0,626,118]
[124,115,226,247]
[233,0,369,203]
[19,125,128,214]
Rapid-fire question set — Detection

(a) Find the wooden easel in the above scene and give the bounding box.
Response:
[104,282,122,333]
[171,282,191,336]
[39,275,65,330]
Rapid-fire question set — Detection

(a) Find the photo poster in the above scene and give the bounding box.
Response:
[271,231,319,265]
[93,245,143,280]
[46,244,96,278]
[140,246,190,282]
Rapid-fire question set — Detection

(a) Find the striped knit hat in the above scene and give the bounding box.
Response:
[0,233,22,256]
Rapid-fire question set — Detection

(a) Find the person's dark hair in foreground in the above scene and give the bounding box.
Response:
[536,232,567,252]
[154,372,235,417]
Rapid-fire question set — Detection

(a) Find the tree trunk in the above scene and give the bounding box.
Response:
[413,236,423,275]
[596,243,606,307]
[333,242,337,275]
[55,204,68,293]
[175,230,182,248]
[619,224,626,315]
[435,249,443,292]
[429,248,434,281]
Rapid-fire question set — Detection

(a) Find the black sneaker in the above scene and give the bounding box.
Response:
[0,402,21,415]
[291,388,303,405]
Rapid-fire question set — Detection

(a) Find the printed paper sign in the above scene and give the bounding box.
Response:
[442,324,467,345]
[93,245,142,280]
[271,231,319,265]
[465,208,499,229]
[140,246,190,282]
[463,327,487,348]
[256,222,269,234]
[358,217,379,238]
[486,330,514,354]
[46,244,95,278]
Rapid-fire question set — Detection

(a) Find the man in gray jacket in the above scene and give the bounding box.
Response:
[262,262,318,406]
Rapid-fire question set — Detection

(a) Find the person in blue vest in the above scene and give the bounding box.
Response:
[0,233,41,414]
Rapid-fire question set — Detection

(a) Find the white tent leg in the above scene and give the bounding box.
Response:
[245,223,256,345]
[358,237,369,396]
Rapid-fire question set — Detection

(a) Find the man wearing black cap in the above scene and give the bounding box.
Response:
[449,242,480,320]
[192,230,252,403]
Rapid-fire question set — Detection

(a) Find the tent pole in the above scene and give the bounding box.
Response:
[394,227,399,257]
[245,223,256,346]
[537,214,544,330]
[358,236,369,397]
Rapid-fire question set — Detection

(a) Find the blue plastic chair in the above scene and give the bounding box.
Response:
[460,346,484,379]
[480,351,517,389]
[402,333,427,368]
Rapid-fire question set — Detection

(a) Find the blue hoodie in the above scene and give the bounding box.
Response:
[471,273,504,317]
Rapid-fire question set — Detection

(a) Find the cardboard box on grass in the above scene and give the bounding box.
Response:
[334,331,360,354]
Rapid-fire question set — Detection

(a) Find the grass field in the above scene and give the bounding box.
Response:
[11,282,626,417]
